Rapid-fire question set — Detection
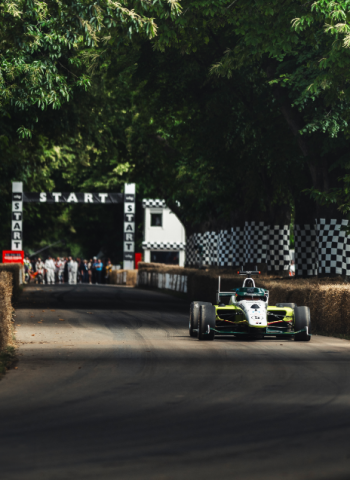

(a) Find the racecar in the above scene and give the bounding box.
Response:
[189,268,311,341]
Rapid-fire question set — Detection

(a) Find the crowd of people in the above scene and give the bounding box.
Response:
[23,256,113,285]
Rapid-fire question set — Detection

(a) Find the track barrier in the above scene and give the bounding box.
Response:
[137,262,350,337]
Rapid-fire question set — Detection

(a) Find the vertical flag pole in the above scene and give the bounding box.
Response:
[12,182,23,251]
[124,183,136,270]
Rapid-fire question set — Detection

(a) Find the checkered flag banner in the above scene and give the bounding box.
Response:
[185,232,204,266]
[187,223,292,270]
[231,227,244,266]
[185,234,196,266]
[294,224,318,276]
[244,222,267,264]
[204,231,218,266]
[266,225,290,271]
[217,230,230,266]
[317,218,349,275]
[142,241,186,251]
[142,199,166,208]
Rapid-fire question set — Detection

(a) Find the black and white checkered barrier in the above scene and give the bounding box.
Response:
[142,199,166,208]
[217,230,233,266]
[244,222,267,264]
[317,219,350,275]
[186,219,350,275]
[186,223,290,270]
[266,225,290,271]
[142,241,186,251]
[202,231,218,266]
[294,224,318,276]
[231,227,245,266]
[292,219,350,276]
[185,233,203,267]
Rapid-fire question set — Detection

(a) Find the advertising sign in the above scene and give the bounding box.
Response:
[2,250,24,264]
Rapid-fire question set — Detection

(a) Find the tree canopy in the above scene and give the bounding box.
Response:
[2,0,350,259]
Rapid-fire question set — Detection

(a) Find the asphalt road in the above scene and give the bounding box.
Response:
[1,285,350,480]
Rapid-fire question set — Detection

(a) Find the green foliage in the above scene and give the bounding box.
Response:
[0,1,179,123]
[4,0,350,260]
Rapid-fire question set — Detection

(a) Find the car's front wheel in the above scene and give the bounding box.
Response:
[294,306,311,341]
[198,304,216,341]
[189,301,211,337]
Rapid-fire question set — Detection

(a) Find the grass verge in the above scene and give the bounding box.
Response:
[0,346,17,378]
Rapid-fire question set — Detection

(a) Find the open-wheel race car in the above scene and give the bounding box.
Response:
[189,268,311,341]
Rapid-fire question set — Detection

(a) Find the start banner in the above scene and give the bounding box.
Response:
[22,193,124,204]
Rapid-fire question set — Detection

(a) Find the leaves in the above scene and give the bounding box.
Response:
[0,0,174,118]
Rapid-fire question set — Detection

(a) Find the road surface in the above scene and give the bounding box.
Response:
[1,284,350,480]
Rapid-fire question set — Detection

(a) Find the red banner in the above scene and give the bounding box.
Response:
[2,250,24,264]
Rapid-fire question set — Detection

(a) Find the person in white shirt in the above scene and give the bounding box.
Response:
[58,257,65,284]
[35,258,45,284]
[68,257,78,284]
[44,256,56,285]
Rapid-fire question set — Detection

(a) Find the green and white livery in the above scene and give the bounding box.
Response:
[189,269,311,342]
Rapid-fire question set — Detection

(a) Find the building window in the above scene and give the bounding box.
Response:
[151,213,162,227]
[151,251,179,265]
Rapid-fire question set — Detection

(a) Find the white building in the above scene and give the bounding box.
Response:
[142,199,186,266]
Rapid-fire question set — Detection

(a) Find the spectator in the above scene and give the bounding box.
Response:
[76,257,80,283]
[68,256,78,284]
[92,256,98,284]
[24,256,31,284]
[88,258,93,284]
[105,259,112,284]
[31,257,36,273]
[44,256,56,285]
[55,257,60,284]
[35,257,45,284]
[78,258,85,283]
[58,257,65,284]
[64,257,69,283]
[81,260,89,283]
[96,259,103,284]
[290,259,295,276]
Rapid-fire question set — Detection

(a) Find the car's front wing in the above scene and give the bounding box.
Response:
[197,326,311,337]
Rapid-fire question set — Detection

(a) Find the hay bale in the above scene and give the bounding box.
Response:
[126,270,137,286]
[110,269,138,286]
[0,272,14,351]
[0,264,22,301]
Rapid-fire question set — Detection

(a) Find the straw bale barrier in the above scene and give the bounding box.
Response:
[0,263,22,301]
[138,262,350,337]
[110,269,137,286]
[0,272,14,351]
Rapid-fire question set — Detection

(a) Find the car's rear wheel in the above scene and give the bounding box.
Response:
[294,306,311,341]
[189,301,211,337]
[276,303,298,309]
[198,304,216,341]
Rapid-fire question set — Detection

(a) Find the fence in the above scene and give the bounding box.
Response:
[186,219,350,276]
[138,271,187,293]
